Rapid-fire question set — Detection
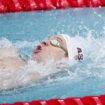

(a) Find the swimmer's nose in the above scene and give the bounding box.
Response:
[41,41,49,46]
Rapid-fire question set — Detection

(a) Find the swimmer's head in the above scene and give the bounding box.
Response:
[32,35,68,63]
[32,34,83,63]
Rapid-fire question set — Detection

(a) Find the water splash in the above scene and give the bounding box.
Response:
[0,33,105,91]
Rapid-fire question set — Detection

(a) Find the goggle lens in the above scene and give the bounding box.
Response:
[50,39,68,57]
[50,40,61,47]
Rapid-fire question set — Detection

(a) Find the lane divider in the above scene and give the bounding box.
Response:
[0,0,105,13]
[1,95,105,105]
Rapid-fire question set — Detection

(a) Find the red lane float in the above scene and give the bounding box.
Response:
[1,95,105,105]
[0,0,105,13]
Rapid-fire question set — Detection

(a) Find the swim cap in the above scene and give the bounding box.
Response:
[61,34,83,61]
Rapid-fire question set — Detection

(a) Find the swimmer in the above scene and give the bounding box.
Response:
[0,34,83,73]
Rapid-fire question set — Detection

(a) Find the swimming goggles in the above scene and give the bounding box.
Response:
[50,39,68,56]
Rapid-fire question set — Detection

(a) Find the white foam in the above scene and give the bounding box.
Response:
[0,38,13,48]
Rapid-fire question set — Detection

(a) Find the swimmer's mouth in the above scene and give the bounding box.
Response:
[33,45,42,53]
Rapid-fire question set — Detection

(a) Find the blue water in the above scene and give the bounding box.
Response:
[0,7,105,103]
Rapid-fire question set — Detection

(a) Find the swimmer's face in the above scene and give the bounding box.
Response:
[32,35,68,63]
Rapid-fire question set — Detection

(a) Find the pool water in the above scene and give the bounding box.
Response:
[0,7,105,103]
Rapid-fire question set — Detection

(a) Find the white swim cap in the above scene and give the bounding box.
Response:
[61,34,83,61]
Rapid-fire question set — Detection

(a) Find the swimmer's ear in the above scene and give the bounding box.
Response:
[65,52,68,57]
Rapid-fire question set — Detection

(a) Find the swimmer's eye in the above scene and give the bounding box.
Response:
[41,41,48,46]
[50,39,61,47]
[50,39,68,56]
